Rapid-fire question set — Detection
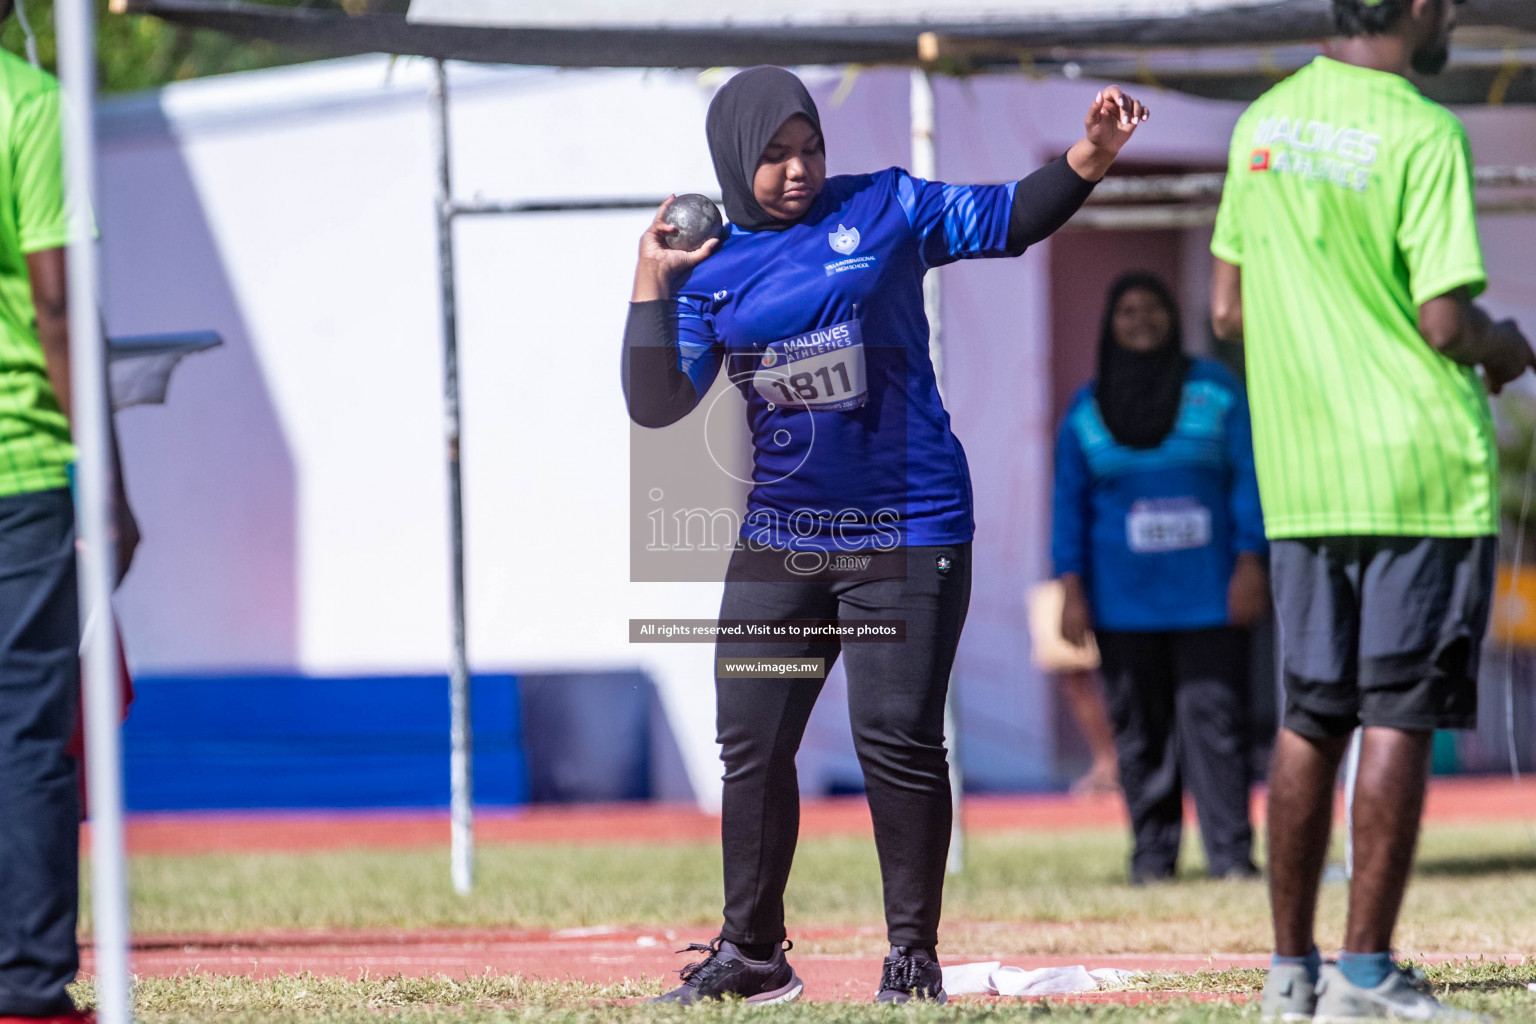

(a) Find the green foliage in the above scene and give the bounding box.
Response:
[0,0,331,94]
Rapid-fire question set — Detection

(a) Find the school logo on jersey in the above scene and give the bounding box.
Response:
[828,224,860,255]
[1250,148,1271,171]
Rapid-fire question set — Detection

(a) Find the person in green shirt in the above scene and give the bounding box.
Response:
[0,11,139,1021]
[1211,0,1533,1019]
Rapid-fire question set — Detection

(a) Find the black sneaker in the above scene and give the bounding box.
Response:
[875,946,946,1004]
[650,937,803,1005]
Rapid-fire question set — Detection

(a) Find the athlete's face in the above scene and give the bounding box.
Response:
[753,116,826,222]
[1410,0,1458,76]
[1111,287,1173,354]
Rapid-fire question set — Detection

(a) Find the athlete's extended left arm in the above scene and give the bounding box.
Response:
[1006,86,1149,254]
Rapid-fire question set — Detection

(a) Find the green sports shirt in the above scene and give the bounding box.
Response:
[0,49,72,497]
[1212,56,1496,539]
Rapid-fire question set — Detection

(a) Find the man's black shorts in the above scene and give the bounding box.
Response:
[1270,535,1496,738]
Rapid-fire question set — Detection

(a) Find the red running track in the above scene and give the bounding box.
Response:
[76,776,1535,1002]
[96,925,1277,988]
[82,926,1532,1004]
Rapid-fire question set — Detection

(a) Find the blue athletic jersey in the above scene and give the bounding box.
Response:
[674,168,1017,551]
[1051,359,1267,632]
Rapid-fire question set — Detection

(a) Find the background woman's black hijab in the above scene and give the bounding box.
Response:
[1095,271,1191,450]
[705,66,824,232]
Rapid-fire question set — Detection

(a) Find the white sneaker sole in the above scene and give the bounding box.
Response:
[876,989,948,1004]
[744,971,803,1005]
[1315,1013,1448,1022]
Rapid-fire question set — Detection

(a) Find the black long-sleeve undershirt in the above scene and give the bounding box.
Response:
[1006,153,1097,255]
[622,298,698,428]
[622,154,1097,428]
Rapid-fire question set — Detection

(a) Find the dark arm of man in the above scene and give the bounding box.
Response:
[1419,287,1534,392]
[1211,257,1244,343]
[28,247,72,420]
[27,246,140,583]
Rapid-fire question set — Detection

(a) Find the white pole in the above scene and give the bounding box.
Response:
[1342,726,1362,879]
[910,70,943,387]
[56,1,133,1021]
[429,59,474,896]
[910,68,966,876]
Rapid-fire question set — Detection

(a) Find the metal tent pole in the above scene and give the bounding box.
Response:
[911,68,966,876]
[56,0,133,1019]
[1342,727,1362,879]
[430,58,474,896]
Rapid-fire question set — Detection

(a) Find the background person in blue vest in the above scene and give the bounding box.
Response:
[1052,271,1266,884]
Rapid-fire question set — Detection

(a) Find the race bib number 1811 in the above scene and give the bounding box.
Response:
[752,319,868,412]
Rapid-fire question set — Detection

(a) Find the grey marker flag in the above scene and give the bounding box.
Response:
[107,331,222,410]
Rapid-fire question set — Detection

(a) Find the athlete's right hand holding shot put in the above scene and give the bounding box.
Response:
[1212,1,1533,1020]
[622,67,1146,1005]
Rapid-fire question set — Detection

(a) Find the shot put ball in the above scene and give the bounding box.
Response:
[661,194,723,251]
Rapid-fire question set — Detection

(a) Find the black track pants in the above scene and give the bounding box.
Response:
[714,544,970,949]
[1095,627,1254,878]
[0,490,81,1016]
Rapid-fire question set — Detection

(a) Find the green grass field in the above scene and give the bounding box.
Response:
[67,962,1536,1023]
[78,821,1536,1021]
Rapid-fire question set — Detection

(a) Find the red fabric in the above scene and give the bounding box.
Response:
[65,632,134,819]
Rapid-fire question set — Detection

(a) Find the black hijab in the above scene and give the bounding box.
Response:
[1095,272,1191,450]
[705,66,824,232]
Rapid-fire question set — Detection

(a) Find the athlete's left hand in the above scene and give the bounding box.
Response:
[1069,86,1149,181]
[1085,86,1149,156]
[1227,552,1267,628]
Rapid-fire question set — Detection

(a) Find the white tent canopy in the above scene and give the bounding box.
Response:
[411,0,1332,31]
[421,0,1293,18]
[118,0,1536,102]
[403,0,1534,38]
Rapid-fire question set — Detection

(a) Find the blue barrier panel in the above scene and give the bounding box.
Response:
[122,674,527,810]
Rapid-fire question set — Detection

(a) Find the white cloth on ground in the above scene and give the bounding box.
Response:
[940,962,1141,997]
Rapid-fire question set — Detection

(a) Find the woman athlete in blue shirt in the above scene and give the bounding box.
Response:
[624,67,1147,1004]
